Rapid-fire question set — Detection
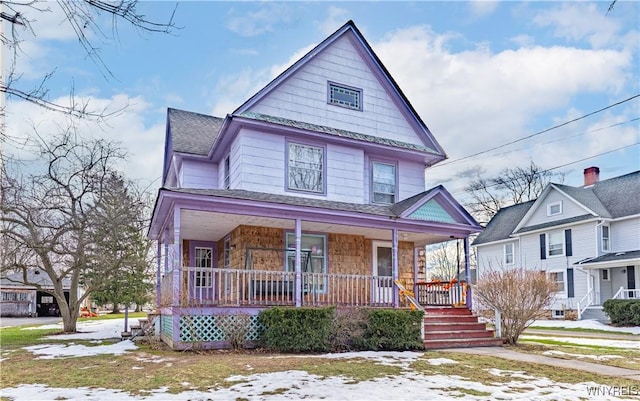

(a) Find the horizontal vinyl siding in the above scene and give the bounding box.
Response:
[181,160,218,189]
[610,217,640,252]
[525,189,590,228]
[248,35,422,147]
[476,241,518,273]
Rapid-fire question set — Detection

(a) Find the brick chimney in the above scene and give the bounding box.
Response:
[583,166,600,186]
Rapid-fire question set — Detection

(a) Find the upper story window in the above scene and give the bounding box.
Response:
[601,225,610,252]
[224,155,230,189]
[328,82,362,111]
[504,243,514,265]
[547,201,562,216]
[372,161,396,204]
[288,142,324,193]
[547,231,564,257]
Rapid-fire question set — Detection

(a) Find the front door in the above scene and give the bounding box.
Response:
[628,266,636,298]
[372,241,393,304]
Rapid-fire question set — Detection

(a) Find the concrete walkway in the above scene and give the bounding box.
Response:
[449,347,640,381]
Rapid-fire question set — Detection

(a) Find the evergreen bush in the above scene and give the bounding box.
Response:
[603,299,640,326]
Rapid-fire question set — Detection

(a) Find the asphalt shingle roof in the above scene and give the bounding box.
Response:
[575,249,640,265]
[473,170,640,246]
[168,108,224,156]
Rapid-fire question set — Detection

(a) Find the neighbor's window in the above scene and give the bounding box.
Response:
[328,82,362,111]
[288,143,324,193]
[547,201,562,216]
[372,161,396,204]
[194,247,212,287]
[601,225,610,252]
[547,231,564,257]
[602,269,610,281]
[504,243,514,265]
[550,271,565,292]
[286,233,327,292]
[224,155,230,189]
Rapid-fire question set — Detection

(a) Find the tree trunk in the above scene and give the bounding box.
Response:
[57,296,79,333]
[111,304,121,314]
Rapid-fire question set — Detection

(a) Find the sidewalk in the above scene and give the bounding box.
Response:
[449,347,640,381]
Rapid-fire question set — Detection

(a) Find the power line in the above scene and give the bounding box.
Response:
[434,94,640,168]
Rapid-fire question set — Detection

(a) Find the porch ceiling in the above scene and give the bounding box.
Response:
[180,210,452,246]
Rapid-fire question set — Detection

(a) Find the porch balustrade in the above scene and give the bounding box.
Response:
[612,287,640,300]
[415,280,468,307]
[162,267,396,308]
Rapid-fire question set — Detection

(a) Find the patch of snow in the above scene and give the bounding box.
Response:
[23,340,137,359]
[426,358,458,366]
[132,366,144,370]
[522,335,640,349]
[531,319,640,335]
[543,350,624,361]
[318,351,423,367]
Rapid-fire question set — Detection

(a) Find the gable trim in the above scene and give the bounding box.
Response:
[513,184,598,233]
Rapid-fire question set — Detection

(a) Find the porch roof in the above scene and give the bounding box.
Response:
[148,187,481,243]
[574,249,640,269]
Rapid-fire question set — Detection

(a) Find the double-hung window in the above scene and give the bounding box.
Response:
[550,271,565,292]
[547,231,564,257]
[601,225,610,252]
[288,143,324,193]
[286,233,327,292]
[504,243,514,265]
[372,161,396,204]
[194,247,212,287]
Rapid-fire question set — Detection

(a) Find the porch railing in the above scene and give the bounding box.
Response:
[160,271,174,307]
[577,287,594,320]
[612,287,640,300]
[414,280,467,307]
[168,267,395,308]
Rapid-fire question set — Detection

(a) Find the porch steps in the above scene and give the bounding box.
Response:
[580,306,610,323]
[423,307,502,349]
[120,313,158,340]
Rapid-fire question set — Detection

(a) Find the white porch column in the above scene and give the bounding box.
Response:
[464,236,472,309]
[156,240,162,307]
[294,218,302,307]
[392,228,399,307]
[172,206,181,306]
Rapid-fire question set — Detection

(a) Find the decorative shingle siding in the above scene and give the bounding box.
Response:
[248,35,423,147]
[408,199,456,223]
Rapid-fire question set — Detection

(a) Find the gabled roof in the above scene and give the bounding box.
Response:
[167,108,224,156]
[0,270,71,290]
[232,20,446,158]
[473,170,640,246]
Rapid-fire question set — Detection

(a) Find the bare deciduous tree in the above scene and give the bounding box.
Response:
[0,130,147,332]
[427,241,462,281]
[0,0,177,134]
[474,267,558,345]
[464,161,565,224]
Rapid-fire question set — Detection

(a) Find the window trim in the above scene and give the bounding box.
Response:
[370,160,398,205]
[285,140,326,195]
[194,246,213,287]
[224,154,230,190]
[601,225,610,252]
[549,270,565,292]
[285,232,328,293]
[327,81,363,111]
[547,231,564,258]
[602,268,610,281]
[547,201,562,216]
[223,236,231,269]
[503,243,514,265]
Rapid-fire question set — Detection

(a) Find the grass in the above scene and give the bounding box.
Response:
[79,311,147,321]
[0,325,61,347]
[514,343,640,370]
[519,337,631,351]
[526,326,638,336]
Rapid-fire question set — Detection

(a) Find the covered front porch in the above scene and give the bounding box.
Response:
[149,188,481,349]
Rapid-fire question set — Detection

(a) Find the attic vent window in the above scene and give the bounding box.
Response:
[328,82,362,111]
[547,201,562,216]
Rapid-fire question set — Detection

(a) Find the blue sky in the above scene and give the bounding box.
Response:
[4,1,639,200]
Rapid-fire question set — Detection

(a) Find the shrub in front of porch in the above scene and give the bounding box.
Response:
[603,299,640,326]
[258,307,335,352]
[355,309,424,351]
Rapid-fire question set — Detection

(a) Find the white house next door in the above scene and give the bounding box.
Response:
[372,241,393,304]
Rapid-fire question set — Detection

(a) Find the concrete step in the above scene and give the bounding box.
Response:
[424,315,479,324]
[425,307,472,316]
[424,337,503,349]
[580,307,610,323]
[424,322,487,332]
[424,330,495,340]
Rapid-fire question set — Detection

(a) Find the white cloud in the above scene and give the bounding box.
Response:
[469,1,499,18]
[5,94,165,187]
[533,3,623,49]
[226,3,293,37]
[317,6,349,35]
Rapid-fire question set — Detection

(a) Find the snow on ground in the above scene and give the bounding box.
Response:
[0,370,628,401]
[542,350,624,361]
[522,335,640,349]
[21,318,125,340]
[531,319,640,335]
[23,340,137,359]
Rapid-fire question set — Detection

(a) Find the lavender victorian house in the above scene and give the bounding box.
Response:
[148,21,498,350]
